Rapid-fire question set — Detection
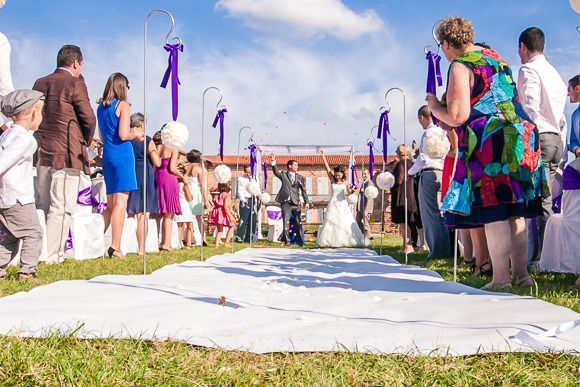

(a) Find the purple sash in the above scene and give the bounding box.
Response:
[212,108,227,161]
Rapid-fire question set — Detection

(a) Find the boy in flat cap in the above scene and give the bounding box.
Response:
[0,89,45,282]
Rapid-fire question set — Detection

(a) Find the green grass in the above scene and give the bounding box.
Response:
[0,235,578,385]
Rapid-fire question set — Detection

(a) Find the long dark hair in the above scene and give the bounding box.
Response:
[333,165,346,182]
[100,72,129,107]
[217,183,231,193]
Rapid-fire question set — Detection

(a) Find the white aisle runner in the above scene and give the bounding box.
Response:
[0,248,578,355]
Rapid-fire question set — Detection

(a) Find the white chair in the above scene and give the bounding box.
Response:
[540,160,580,274]
[266,205,283,242]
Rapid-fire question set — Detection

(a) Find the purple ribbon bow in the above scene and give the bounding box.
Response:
[368,141,374,178]
[77,186,107,214]
[249,144,257,178]
[262,162,268,189]
[377,110,390,163]
[563,165,580,191]
[160,43,183,121]
[212,108,227,161]
[426,50,442,125]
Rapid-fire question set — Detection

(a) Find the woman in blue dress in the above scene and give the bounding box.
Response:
[98,72,143,259]
[127,112,161,254]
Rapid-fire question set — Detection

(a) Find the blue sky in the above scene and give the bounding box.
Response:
[1,0,578,155]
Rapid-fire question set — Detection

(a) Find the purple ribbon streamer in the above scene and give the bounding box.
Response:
[249,144,257,178]
[552,194,562,214]
[212,108,227,161]
[350,164,359,187]
[377,111,390,163]
[426,51,442,125]
[262,162,268,189]
[65,230,73,251]
[368,141,374,178]
[160,43,183,121]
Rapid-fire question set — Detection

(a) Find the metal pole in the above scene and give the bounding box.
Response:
[384,87,407,264]
[144,9,176,274]
[201,87,223,261]
[234,126,253,253]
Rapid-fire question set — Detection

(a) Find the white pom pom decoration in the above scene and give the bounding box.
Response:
[376,171,395,190]
[347,194,358,205]
[214,164,232,184]
[160,121,189,149]
[260,192,271,203]
[365,185,379,199]
[423,127,450,159]
[247,181,260,196]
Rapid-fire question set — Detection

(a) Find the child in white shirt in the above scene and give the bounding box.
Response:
[0,90,45,283]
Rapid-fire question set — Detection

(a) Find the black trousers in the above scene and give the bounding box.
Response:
[281,201,304,245]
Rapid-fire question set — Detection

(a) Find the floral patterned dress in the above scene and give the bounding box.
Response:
[441,49,548,228]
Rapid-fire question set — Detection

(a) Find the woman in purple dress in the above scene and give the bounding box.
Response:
[155,126,182,251]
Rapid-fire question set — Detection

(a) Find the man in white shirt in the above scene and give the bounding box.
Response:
[235,165,261,243]
[409,105,451,259]
[0,90,44,283]
[517,27,568,262]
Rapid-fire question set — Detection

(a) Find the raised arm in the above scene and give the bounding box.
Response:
[319,149,335,182]
[271,153,282,179]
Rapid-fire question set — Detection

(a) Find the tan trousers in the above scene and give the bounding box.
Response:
[35,167,83,263]
[0,202,43,275]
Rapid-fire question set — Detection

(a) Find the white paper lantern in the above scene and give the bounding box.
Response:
[160,121,189,149]
[247,181,260,196]
[260,192,271,203]
[347,194,358,205]
[423,127,450,159]
[214,164,232,184]
[376,172,395,190]
[365,185,379,199]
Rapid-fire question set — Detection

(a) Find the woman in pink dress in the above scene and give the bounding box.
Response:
[208,183,235,248]
[155,137,182,251]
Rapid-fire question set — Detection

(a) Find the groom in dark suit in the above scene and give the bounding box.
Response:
[271,155,310,246]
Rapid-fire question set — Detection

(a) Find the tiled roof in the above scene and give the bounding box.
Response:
[203,154,396,166]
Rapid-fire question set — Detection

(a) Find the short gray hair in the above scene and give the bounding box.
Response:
[130,112,144,128]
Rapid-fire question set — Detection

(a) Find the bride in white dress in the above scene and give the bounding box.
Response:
[316,150,366,247]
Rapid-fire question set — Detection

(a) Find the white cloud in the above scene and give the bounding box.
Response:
[215,0,383,40]
[9,27,426,158]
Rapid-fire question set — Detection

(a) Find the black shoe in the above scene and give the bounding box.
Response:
[202,241,208,247]
[107,246,124,259]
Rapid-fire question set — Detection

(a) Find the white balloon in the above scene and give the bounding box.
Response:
[260,192,271,203]
[365,185,379,199]
[423,127,450,159]
[347,194,358,205]
[247,181,261,196]
[376,172,395,190]
[214,164,232,184]
[160,121,189,149]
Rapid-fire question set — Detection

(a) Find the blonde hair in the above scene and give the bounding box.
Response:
[436,17,474,49]
[396,144,411,158]
[8,100,44,121]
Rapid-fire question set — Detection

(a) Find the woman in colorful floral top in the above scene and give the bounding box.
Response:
[427,17,547,291]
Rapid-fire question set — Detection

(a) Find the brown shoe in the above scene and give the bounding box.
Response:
[18,273,41,284]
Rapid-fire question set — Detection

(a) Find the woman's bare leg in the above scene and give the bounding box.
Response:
[484,220,512,286]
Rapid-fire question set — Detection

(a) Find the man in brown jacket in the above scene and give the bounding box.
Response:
[33,45,96,263]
